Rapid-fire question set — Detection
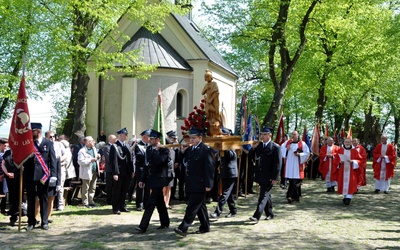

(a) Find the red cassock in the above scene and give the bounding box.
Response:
[354,145,367,186]
[318,145,340,181]
[372,143,396,180]
[334,148,362,195]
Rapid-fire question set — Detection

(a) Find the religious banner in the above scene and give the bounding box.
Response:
[153,88,166,144]
[8,76,35,168]
[311,123,320,155]
[274,113,285,145]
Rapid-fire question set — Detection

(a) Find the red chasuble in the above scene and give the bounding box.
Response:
[318,144,340,182]
[372,143,396,181]
[335,147,361,195]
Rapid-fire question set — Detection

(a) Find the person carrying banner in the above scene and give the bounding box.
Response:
[24,122,57,230]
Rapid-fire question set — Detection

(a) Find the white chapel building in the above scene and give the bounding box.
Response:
[86,11,238,139]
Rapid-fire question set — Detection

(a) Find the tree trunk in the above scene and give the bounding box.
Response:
[262,0,319,127]
[394,116,399,145]
[70,72,89,143]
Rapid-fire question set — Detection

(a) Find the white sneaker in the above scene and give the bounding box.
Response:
[57,205,64,211]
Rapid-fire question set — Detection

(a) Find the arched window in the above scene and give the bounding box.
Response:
[176,89,188,119]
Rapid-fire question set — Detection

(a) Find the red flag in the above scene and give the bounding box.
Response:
[8,76,35,168]
[274,112,285,145]
[340,128,346,139]
[324,123,329,138]
[311,123,320,155]
[347,126,352,139]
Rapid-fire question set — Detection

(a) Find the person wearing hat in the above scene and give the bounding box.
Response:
[280,131,310,203]
[109,128,134,214]
[133,129,151,211]
[248,126,282,223]
[134,129,171,233]
[174,127,215,237]
[24,122,58,230]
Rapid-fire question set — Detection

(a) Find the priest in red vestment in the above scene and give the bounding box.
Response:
[318,137,340,192]
[352,138,368,188]
[334,138,362,205]
[372,134,397,194]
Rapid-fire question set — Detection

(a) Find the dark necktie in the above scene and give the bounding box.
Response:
[35,139,39,146]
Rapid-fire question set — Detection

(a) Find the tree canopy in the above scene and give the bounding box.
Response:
[201,0,400,144]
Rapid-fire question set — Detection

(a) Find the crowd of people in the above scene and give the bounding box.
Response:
[0,122,398,235]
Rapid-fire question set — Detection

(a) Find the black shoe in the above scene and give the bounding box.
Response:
[280,184,286,189]
[265,215,274,220]
[225,213,236,218]
[196,229,210,234]
[48,219,53,223]
[205,198,211,204]
[174,228,187,237]
[113,210,121,215]
[210,213,219,218]
[171,196,178,200]
[156,225,169,230]
[36,221,40,225]
[120,208,130,212]
[248,190,256,194]
[136,207,143,211]
[344,198,351,206]
[134,226,146,234]
[9,219,16,227]
[41,224,49,230]
[85,204,92,208]
[374,189,380,194]
[384,191,389,194]
[287,197,293,204]
[89,203,98,208]
[26,224,35,231]
[239,193,245,197]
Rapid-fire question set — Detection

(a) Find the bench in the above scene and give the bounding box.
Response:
[68,180,107,202]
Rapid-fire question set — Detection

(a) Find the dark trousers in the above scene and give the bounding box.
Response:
[135,169,145,209]
[139,187,169,230]
[253,183,273,219]
[215,178,236,215]
[178,192,209,233]
[105,172,113,205]
[112,175,130,212]
[127,175,136,201]
[0,179,6,212]
[239,153,254,194]
[287,178,302,201]
[280,161,286,186]
[171,166,185,200]
[9,172,25,221]
[26,180,49,226]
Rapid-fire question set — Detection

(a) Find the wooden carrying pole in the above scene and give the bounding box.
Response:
[18,167,23,232]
